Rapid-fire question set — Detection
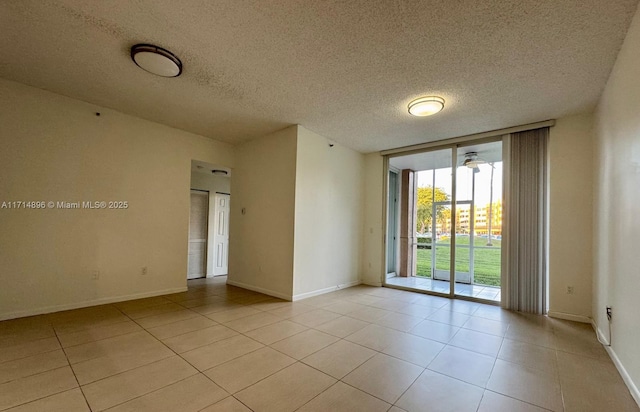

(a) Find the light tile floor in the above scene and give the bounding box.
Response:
[386,276,501,302]
[0,276,637,412]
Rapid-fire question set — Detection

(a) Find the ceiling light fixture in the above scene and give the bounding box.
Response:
[462,152,486,171]
[131,44,182,77]
[212,169,228,176]
[408,96,445,117]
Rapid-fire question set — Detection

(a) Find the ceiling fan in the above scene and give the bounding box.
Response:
[461,152,487,171]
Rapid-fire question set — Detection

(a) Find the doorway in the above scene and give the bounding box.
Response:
[188,190,208,279]
[190,160,232,279]
[385,140,503,303]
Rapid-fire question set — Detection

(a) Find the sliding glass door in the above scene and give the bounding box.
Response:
[384,139,502,303]
[431,200,472,284]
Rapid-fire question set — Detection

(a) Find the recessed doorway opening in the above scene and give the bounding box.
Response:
[189,160,231,279]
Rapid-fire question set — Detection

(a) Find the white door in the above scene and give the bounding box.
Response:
[188,190,208,279]
[212,193,230,276]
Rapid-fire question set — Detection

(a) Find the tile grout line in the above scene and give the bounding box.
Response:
[55,321,141,350]
[1,280,620,411]
[482,388,557,412]
[111,302,208,373]
[262,287,491,407]
[292,380,350,411]
[81,303,221,411]
[0,366,84,412]
[118,297,285,410]
[98,373,202,411]
[92,282,241,410]
[553,337,568,412]
[289,321,449,410]
[215,309,410,409]
[112,290,486,409]
[473,328,506,411]
[0,339,61,365]
[52,317,95,412]
[180,287,334,410]
[294,337,396,409]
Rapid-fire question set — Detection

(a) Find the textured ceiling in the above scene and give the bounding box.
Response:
[1,1,638,153]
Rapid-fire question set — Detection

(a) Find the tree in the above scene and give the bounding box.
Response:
[416,186,450,234]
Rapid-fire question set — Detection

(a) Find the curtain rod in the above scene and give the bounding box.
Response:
[380,119,555,156]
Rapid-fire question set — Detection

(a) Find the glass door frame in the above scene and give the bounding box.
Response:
[431,200,473,284]
[448,145,458,298]
[382,135,503,304]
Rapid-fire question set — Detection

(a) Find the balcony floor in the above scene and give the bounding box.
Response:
[386,276,501,303]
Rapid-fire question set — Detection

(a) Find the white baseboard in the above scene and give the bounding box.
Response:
[606,345,640,407]
[362,280,382,287]
[292,280,361,301]
[226,280,292,301]
[547,311,591,323]
[593,321,640,407]
[592,319,611,345]
[0,287,188,321]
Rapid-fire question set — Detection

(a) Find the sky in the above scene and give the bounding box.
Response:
[416,162,503,207]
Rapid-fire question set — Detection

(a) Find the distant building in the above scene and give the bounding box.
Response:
[438,201,502,236]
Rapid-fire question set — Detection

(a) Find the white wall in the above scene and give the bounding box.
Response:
[0,78,234,320]
[361,153,385,286]
[228,126,298,299]
[190,172,231,276]
[292,127,364,298]
[593,4,640,401]
[547,114,594,321]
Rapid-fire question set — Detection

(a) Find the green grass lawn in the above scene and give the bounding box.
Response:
[416,236,501,286]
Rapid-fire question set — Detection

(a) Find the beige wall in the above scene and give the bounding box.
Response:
[0,78,234,320]
[227,126,297,299]
[292,127,364,298]
[361,153,385,286]
[547,114,594,321]
[593,4,640,400]
[191,172,231,196]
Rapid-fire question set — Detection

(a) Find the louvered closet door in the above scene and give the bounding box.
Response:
[188,190,208,279]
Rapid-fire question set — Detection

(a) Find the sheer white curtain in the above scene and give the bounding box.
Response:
[501,128,549,314]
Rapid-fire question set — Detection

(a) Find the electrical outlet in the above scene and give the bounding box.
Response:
[92,270,100,280]
[606,306,612,321]
[141,266,148,276]
[566,286,574,294]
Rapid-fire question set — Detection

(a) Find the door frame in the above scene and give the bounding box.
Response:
[382,136,503,305]
[188,189,209,280]
[431,200,473,284]
[386,168,400,278]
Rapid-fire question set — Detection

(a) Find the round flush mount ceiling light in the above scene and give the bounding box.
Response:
[408,96,445,116]
[131,44,182,77]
